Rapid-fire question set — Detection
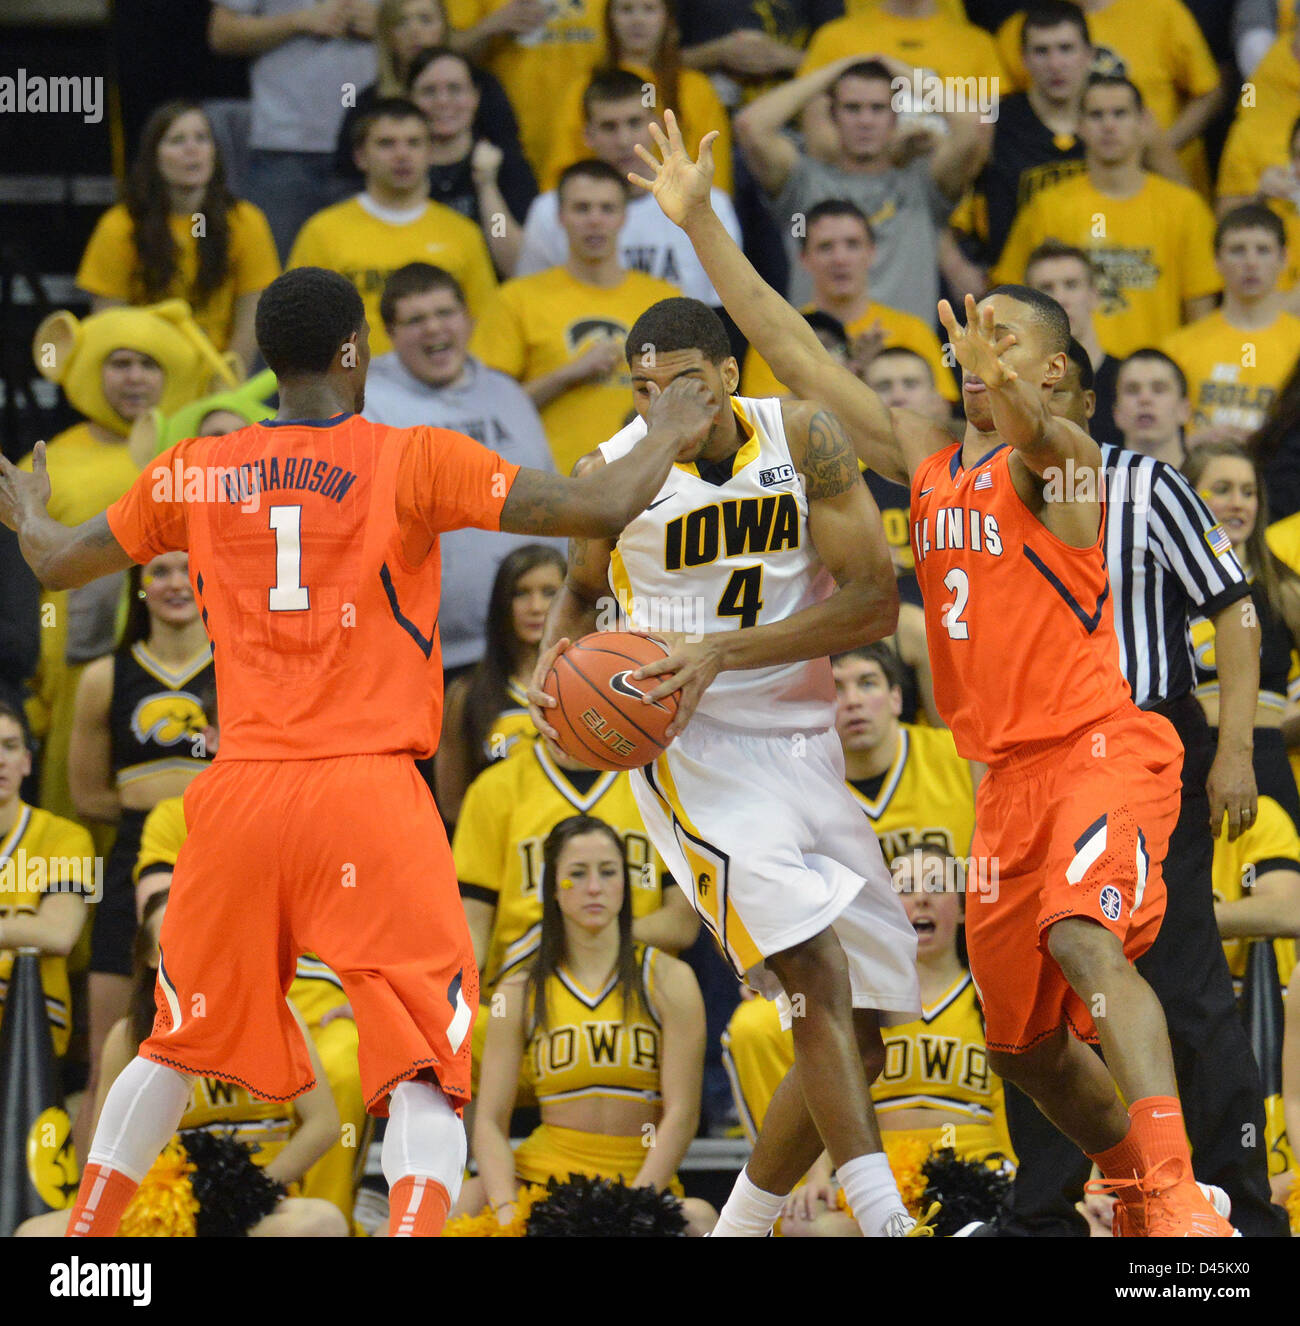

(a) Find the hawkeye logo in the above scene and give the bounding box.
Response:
[566,318,627,353]
[609,670,671,713]
[131,692,207,746]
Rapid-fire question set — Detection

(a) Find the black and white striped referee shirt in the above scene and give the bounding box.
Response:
[1101,444,1251,708]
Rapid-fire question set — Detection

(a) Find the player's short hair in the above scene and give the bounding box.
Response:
[1021,0,1090,50]
[379,263,466,329]
[832,641,903,692]
[625,297,732,367]
[1025,238,1098,284]
[1214,203,1287,253]
[0,697,31,747]
[582,67,648,121]
[983,283,1071,356]
[1082,73,1143,112]
[557,157,628,204]
[1118,348,1188,398]
[868,345,935,383]
[830,60,894,103]
[255,268,365,378]
[800,199,875,250]
[1064,337,1095,392]
[349,95,431,153]
[804,310,849,353]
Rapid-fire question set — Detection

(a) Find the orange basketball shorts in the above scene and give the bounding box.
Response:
[141,754,477,1116]
[965,705,1182,1054]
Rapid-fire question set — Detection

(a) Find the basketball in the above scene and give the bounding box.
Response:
[543,632,679,770]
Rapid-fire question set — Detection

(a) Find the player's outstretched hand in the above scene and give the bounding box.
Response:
[0,442,51,532]
[628,108,719,229]
[632,630,724,741]
[1206,744,1257,841]
[937,293,1018,391]
[644,377,718,454]
[526,636,571,742]
[782,1179,838,1224]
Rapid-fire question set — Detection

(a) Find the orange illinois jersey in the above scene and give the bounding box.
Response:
[910,442,1130,764]
[106,413,519,761]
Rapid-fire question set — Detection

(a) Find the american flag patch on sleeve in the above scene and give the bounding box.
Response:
[1205,523,1232,557]
[974,470,993,491]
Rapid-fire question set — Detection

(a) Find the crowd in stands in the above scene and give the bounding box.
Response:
[5,0,1300,1236]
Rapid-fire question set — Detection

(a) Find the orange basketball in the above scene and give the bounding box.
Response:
[543,632,679,770]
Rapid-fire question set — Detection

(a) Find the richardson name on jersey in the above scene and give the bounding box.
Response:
[664,492,800,569]
[912,507,1004,563]
[151,455,359,512]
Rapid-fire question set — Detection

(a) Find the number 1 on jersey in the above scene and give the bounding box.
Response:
[268,505,309,612]
[942,567,969,639]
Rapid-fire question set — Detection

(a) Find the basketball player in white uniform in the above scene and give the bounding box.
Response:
[529,296,925,1237]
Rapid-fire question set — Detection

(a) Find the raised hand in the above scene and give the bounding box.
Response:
[628,109,718,229]
[937,293,1017,391]
[0,442,51,532]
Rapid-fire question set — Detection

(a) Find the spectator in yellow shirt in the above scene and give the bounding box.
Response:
[76,101,280,372]
[740,200,958,402]
[542,0,733,194]
[1217,33,1300,220]
[287,98,498,355]
[469,160,679,474]
[996,0,1225,194]
[448,0,608,175]
[994,76,1220,356]
[1163,205,1300,441]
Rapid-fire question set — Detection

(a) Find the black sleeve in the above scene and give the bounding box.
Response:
[0,528,40,692]
[496,144,538,223]
[459,881,497,907]
[471,68,523,151]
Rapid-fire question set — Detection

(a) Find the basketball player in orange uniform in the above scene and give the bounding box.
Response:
[631,114,1236,1236]
[0,266,719,1239]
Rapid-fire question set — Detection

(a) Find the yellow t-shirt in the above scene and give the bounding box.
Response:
[1217,39,1300,202]
[542,62,733,195]
[446,0,607,175]
[992,171,1221,357]
[453,738,670,989]
[801,10,1003,82]
[741,301,958,401]
[132,796,348,1028]
[286,196,498,356]
[76,201,280,355]
[1212,793,1299,988]
[0,804,95,1058]
[1162,310,1300,435]
[468,264,679,475]
[846,723,975,863]
[995,0,1221,190]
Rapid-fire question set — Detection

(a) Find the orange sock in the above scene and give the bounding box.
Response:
[1126,1095,1193,1184]
[388,1175,452,1237]
[1088,1121,1145,1203]
[65,1163,139,1237]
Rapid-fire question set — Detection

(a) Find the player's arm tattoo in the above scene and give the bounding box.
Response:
[800,409,860,501]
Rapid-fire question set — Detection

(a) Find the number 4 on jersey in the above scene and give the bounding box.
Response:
[718,565,764,629]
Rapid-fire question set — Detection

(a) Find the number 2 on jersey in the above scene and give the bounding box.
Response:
[718,565,764,629]
[268,505,309,611]
[943,567,969,640]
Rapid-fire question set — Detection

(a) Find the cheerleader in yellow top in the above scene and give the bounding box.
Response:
[459,814,716,1234]
[781,847,1014,1236]
[16,892,345,1237]
[436,544,565,822]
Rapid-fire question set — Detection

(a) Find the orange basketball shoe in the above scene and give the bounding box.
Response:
[1089,1162,1238,1237]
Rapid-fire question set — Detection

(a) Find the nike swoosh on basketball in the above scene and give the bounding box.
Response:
[645,493,675,511]
[610,669,671,712]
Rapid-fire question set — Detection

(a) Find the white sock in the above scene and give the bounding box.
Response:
[86,1056,194,1182]
[381,1080,467,1207]
[838,1152,911,1237]
[711,1166,787,1237]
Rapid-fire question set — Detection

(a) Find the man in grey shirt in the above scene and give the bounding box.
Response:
[363,262,562,676]
[209,0,378,258]
[735,54,986,322]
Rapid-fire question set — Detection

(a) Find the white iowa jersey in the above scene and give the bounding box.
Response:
[598,395,836,732]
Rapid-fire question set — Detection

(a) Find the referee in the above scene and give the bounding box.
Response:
[984,342,1289,1238]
